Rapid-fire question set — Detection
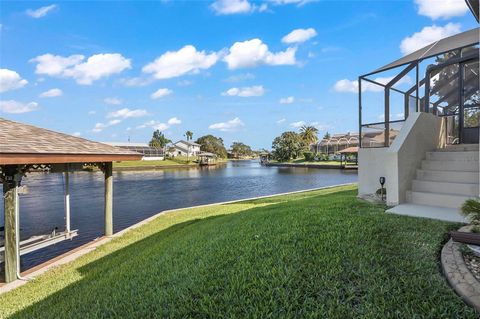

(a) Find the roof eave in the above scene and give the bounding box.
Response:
[0,153,142,165]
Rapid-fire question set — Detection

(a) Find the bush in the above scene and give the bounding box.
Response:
[461,199,480,224]
[303,151,315,161]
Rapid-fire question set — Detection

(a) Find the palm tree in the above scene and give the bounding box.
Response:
[184,131,194,161]
[299,125,319,147]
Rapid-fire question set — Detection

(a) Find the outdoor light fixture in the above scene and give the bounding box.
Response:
[379,177,386,201]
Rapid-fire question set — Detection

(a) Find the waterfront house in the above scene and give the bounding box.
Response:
[171,140,201,157]
[357,25,479,222]
[311,132,360,155]
[105,142,165,160]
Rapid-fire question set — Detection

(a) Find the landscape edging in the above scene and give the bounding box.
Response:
[441,226,480,311]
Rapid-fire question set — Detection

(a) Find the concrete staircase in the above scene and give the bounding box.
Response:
[388,144,479,222]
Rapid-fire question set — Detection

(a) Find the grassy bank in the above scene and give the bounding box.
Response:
[0,185,475,318]
[113,159,197,168]
[113,157,229,170]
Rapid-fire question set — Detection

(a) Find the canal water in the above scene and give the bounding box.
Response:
[0,160,357,270]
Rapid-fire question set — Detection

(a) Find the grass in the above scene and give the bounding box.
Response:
[113,157,229,168]
[113,159,197,168]
[0,185,476,318]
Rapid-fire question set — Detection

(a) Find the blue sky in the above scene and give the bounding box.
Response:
[0,0,477,149]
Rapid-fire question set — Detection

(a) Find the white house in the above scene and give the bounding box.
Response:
[171,140,201,157]
[357,27,479,222]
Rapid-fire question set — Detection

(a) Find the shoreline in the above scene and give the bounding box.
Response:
[265,162,357,170]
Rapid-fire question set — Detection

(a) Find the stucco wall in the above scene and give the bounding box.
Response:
[358,112,442,205]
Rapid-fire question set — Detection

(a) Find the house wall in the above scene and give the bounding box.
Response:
[358,112,442,205]
[173,143,201,156]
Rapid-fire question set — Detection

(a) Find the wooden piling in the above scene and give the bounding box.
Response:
[104,162,113,236]
[3,166,18,283]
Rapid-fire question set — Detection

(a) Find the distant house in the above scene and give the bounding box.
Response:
[171,140,201,157]
[311,132,359,155]
[104,142,164,160]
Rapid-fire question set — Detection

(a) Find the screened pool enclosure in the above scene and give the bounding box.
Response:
[359,28,479,148]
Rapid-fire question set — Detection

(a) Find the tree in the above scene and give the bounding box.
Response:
[149,130,171,149]
[230,142,253,158]
[184,131,194,161]
[185,131,193,141]
[195,135,228,158]
[271,131,304,161]
[299,125,319,146]
[323,132,331,140]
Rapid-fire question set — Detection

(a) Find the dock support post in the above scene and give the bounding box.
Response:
[104,162,113,236]
[3,166,20,283]
[65,165,71,233]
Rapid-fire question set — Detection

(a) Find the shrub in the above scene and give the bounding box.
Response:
[461,199,480,224]
[303,151,315,161]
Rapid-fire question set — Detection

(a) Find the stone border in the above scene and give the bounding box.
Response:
[0,183,356,294]
[441,229,480,311]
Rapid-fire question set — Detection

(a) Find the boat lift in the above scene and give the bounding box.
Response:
[0,164,79,266]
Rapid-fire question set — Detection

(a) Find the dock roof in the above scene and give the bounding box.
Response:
[0,118,141,165]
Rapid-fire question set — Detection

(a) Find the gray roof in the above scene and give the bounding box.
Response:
[174,140,201,146]
[0,117,139,156]
[371,28,479,75]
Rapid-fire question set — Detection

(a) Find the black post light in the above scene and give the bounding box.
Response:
[379,176,386,201]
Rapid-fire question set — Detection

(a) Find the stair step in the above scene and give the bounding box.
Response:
[417,169,479,183]
[426,151,479,161]
[421,160,479,172]
[412,179,479,196]
[438,144,479,152]
[407,190,476,209]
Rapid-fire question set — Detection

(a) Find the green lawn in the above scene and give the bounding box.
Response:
[113,158,197,168]
[0,185,476,318]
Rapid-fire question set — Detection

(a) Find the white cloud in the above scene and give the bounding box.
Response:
[333,76,412,93]
[224,38,296,69]
[26,4,57,18]
[270,0,316,6]
[0,69,28,93]
[167,117,182,125]
[92,119,121,133]
[107,108,148,119]
[151,88,173,99]
[0,100,39,114]
[177,80,193,86]
[39,88,62,98]
[118,77,153,87]
[400,23,461,55]
[279,96,295,104]
[415,0,469,20]
[276,118,286,124]
[209,117,245,131]
[104,97,122,105]
[222,85,265,97]
[290,120,306,128]
[30,53,131,85]
[137,118,180,131]
[88,110,96,115]
[72,132,81,137]
[143,45,218,80]
[211,0,253,14]
[282,28,317,44]
[224,73,255,82]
